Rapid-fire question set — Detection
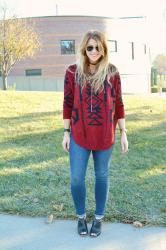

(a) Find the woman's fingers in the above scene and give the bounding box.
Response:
[66,140,70,152]
[62,141,68,152]
[62,137,70,152]
[121,141,125,153]
[123,143,128,153]
[121,135,128,154]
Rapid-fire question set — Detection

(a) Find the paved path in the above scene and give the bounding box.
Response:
[0,214,165,250]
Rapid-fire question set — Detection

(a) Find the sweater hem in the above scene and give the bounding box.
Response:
[71,132,114,151]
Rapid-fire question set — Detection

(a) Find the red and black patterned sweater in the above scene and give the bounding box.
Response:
[63,64,125,150]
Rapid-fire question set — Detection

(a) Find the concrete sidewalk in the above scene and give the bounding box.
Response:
[0,214,165,250]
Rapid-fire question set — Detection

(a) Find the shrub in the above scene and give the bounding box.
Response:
[151,86,158,93]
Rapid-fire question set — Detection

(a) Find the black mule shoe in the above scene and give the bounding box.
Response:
[77,218,88,236]
[89,218,102,237]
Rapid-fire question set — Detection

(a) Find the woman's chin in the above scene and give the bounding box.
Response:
[89,55,102,64]
[89,58,99,64]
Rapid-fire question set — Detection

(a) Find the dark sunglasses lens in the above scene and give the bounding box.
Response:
[86,46,99,52]
[87,46,93,51]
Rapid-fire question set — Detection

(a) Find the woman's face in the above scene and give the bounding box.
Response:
[85,38,102,64]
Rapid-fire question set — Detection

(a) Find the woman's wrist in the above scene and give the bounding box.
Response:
[119,128,127,134]
[64,128,70,136]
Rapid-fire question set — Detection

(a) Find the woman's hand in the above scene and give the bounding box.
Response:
[120,132,128,154]
[62,132,70,152]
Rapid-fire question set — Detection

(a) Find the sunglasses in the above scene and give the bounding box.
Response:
[86,45,99,52]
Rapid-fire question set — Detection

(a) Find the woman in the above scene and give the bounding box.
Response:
[62,30,128,237]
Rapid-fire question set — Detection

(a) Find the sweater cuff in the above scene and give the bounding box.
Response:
[115,110,125,120]
[63,109,72,119]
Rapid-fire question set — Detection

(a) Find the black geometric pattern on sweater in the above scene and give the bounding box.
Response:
[85,84,103,126]
[64,73,73,108]
[110,109,113,123]
[110,86,116,113]
[64,88,73,108]
[113,99,116,112]
[119,97,124,106]
[111,87,116,98]
[72,108,79,124]
[64,71,69,85]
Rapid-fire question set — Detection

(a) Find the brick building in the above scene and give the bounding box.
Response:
[0,15,151,93]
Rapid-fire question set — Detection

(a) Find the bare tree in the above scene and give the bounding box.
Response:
[0,5,41,90]
[153,54,166,75]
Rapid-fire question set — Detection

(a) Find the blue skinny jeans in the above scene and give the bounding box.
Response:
[69,133,113,218]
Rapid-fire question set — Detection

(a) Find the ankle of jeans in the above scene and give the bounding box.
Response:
[77,213,86,219]
[94,214,104,220]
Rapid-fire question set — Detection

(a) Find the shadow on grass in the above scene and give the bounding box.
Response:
[105,120,166,225]
[126,112,166,122]
[0,112,165,175]
[0,111,62,127]
[0,127,66,170]
[0,109,165,224]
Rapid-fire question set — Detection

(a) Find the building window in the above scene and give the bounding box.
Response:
[130,42,134,60]
[25,69,42,76]
[144,44,147,54]
[61,40,75,54]
[108,40,117,52]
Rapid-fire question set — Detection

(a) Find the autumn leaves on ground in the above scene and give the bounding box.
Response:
[0,91,165,226]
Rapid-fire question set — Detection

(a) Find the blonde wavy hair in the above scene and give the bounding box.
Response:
[75,30,117,94]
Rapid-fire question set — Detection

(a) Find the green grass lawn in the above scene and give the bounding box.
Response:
[0,91,165,226]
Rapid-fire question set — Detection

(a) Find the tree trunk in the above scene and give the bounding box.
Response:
[2,74,7,90]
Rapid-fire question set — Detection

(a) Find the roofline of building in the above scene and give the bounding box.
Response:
[17,15,147,20]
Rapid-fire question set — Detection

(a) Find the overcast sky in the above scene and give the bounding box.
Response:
[1,0,166,58]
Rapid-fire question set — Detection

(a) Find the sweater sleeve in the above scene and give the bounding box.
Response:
[114,71,125,120]
[63,67,75,119]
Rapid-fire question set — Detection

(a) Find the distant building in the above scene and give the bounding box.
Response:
[0,15,151,93]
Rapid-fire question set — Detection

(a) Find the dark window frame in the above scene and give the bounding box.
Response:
[144,44,147,54]
[130,42,134,60]
[60,40,75,55]
[25,69,42,76]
